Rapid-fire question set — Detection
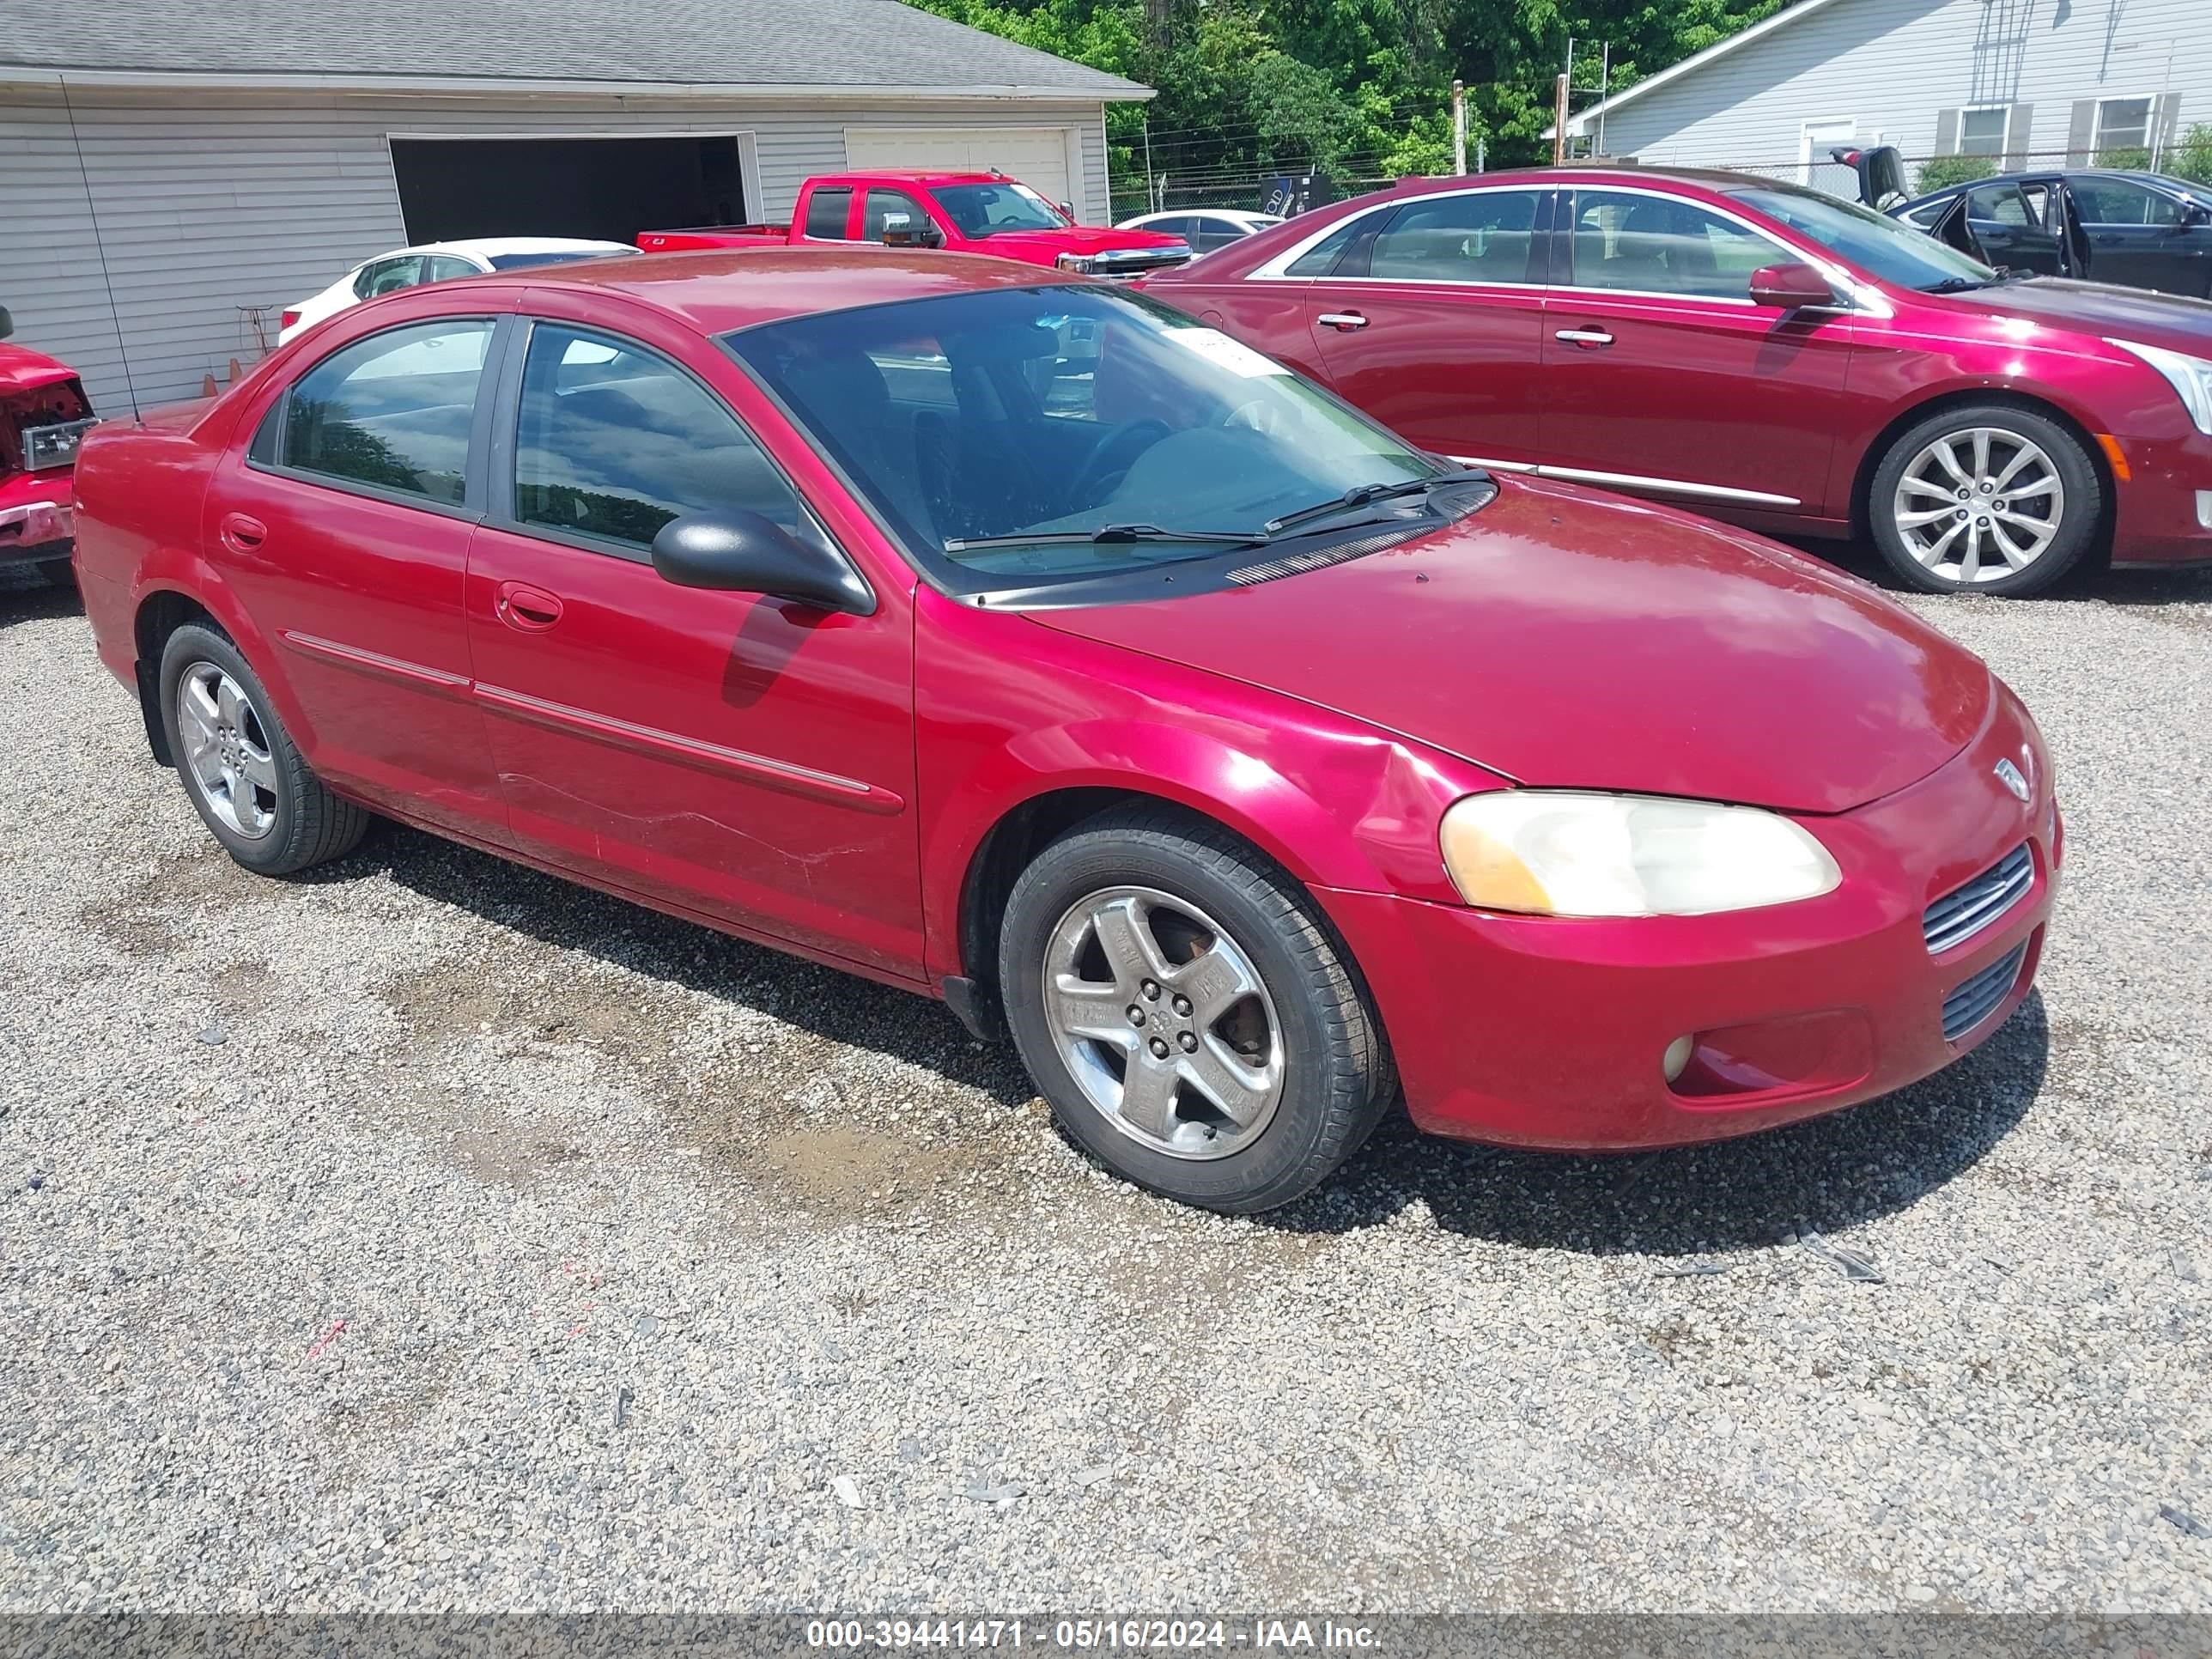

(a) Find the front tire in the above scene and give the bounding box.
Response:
[997,805,1391,1213]
[158,623,368,875]
[1868,404,2100,596]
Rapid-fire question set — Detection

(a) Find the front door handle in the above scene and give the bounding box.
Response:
[218,512,267,554]
[1317,311,1370,331]
[495,580,564,632]
[1555,327,1615,349]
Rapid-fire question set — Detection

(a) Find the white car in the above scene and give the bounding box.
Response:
[276,238,639,343]
[1115,210,1284,255]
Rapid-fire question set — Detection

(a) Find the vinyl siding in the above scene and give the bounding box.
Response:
[1577,0,2207,191]
[0,83,1112,410]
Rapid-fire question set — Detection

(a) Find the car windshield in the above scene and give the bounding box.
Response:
[1727,185,1999,290]
[723,284,1443,587]
[933,183,1069,238]
[484,248,636,271]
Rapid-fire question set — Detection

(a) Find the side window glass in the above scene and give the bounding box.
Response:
[247,400,283,466]
[358,256,426,299]
[426,256,479,283]
[1569,190,1776,299]
[1283,211,1376,276]
[2071,179,2180,226]
[1966,184,2033,226]
[512,324,827,553]
[283,319,491,504]
[863,188,933,242]
[1368,191,1540,283]
[804,186,854,240]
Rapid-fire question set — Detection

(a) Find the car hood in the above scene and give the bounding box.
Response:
[1936,275,2212,352]
[1024,477,1993,816]
[0,343,79,393]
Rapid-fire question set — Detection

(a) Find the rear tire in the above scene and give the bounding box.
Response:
[997,804,1391,1213]
[1868,403,2100,597]
[158,623,369,876]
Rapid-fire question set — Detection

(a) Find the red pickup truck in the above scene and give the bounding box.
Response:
[640,169,1194,278]
[0,305,95,582]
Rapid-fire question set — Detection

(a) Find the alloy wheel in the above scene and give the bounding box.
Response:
[177,661,278,840]
[1042,884,1285,1160]
[1891,426,2066,586]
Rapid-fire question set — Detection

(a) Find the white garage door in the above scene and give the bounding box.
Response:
[843,126,1079,217]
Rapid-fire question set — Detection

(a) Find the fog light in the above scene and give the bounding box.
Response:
[2196,489,2212,532]
[1662,1035,1696,1084]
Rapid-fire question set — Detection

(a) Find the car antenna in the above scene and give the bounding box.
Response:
[59,74,144,419]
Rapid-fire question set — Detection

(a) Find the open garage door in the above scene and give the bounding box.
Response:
[390,135,751,246]
[844,126,1080,218]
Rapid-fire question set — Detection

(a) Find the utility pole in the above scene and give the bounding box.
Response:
[1597,41,1611,158]
[1553,74,1571,166]
[1450,79,1467,175]
[1142,119,1156,211]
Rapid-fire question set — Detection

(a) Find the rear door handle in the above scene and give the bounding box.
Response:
[495,580,564,632]
[1317,311,1370,331]
[218,512,267,554]
[1555,327,1615,349]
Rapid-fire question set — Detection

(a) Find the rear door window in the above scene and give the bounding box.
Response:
[803,187,855,240]
[508,323,830,556]
[1367,191,1542,283]
[280,319,493,506]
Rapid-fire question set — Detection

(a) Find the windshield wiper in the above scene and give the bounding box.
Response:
[1262,478,1440,537]
[1919,275,1993,294]
[944,522,1264,554]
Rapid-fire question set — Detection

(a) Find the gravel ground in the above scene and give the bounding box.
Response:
[1,549,2209,1615]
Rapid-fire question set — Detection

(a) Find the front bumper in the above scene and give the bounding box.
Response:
[0,471,75,565]
[2111,426,2212,567]
[1326,702,2059,1151]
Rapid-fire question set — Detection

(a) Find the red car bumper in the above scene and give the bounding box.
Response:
[2112,428,2212,568]
[0,469,76,565]
[1323,695,2059,1152]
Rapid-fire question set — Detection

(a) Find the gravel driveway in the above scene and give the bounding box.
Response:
[2,550,2209,1614]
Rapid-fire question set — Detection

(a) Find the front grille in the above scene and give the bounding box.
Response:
[1923,843,2033,954]
[1942,941,2028,1042]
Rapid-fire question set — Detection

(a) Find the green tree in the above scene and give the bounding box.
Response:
[2171,123,2212,187]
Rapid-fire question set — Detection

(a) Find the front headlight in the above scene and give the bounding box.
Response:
[1438,791,1842,918]
[2108,338,2212,435]
[1054,252,1096,275]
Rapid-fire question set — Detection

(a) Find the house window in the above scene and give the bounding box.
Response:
[2094,97,2154,160]
[1959,106,2008,157]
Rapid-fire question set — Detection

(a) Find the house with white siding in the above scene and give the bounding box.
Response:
[1560,0,2203,199]
[0,0,1150,411]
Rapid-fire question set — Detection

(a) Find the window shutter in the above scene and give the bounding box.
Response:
[2065,100,2096,166]
[2151,93,2183,164]
[2003,103,2034,169]
[1933,108,1960,156]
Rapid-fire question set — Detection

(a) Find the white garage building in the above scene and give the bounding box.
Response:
[0,0,1150,410]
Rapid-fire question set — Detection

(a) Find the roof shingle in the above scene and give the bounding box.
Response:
[0,0,1152,97]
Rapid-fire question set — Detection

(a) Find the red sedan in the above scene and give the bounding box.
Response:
[1144,167,2212,596]
[71,250,2057,1212]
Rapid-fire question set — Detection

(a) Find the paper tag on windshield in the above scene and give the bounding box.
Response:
[1165,326,1291,378]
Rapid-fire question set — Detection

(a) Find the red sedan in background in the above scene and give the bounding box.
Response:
[70,251,2056,1212]
[1144,167,2212,596]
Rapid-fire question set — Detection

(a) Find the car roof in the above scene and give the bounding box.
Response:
[811,169,1009,187]
[456,245,1079,332]
[1908,167,2204,203]
[401,237,638,258]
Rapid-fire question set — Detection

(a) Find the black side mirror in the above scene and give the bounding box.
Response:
[2180,199,2209,227]
[0,306,13,342]
[650,511,874,616]
[878,211,943,250]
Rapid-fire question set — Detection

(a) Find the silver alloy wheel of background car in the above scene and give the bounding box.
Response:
[1891,426,2066,586]
[1043,884,1285,1160]
[176,660,278,840]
